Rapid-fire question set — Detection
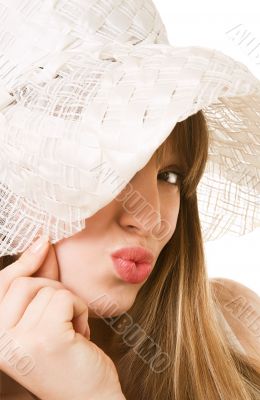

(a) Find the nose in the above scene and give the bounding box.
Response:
[116,163,162,237]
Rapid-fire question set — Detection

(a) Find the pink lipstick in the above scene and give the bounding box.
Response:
[111,246,154,284]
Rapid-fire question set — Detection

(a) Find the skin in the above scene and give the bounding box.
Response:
[0,143,181,398]
[49,146,181,351]
[1,147,259,398]
[210,278,260,361]
[0,243,126,400]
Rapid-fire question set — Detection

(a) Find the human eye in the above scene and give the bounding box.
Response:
[158,168,182,187]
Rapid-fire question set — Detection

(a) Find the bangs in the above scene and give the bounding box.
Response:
[154,110,209,198]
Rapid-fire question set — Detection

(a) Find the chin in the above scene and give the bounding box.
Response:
[87,291,136,318]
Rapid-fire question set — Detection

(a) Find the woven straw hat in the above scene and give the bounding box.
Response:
[0,0,259,257]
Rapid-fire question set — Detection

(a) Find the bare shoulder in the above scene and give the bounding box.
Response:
[210,278,260,359]
[210,278,260,305]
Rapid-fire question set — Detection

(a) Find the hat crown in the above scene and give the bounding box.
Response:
[0,0,169,94]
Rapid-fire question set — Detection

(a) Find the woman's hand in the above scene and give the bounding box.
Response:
[0,235,125,400]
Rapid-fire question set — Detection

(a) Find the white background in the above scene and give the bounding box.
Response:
[153,0,260,294]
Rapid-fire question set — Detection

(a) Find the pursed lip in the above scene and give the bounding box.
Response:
[110,246,155,265]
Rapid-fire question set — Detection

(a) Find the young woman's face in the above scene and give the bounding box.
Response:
[54,145,181,317]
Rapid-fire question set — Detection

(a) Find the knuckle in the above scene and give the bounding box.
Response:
[51,280,64,289]
[38,286,56,295]
[59,288,71,295]
[39,286,56,293]
[55,288,72,298]
[10,276,32,291]
[52,289,75,306]
[37,278,63,290]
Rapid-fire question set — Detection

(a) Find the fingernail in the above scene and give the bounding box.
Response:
[29,235,49,254]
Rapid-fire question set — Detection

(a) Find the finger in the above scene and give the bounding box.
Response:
[0,277,64,330]
[39,289,89,337]
[31,244,60,282]
[15,286,56,332]
[16,288,89,338]
[72,309,90,340]
[0,235,50,302]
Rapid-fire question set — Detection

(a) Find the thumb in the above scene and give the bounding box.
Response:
[31,243,60,281]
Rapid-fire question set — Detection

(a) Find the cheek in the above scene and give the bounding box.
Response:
[53,238,95,284]
[162,189,180,218]
[54,238,80,268]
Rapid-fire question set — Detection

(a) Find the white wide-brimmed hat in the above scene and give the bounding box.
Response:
[0,0,259,256]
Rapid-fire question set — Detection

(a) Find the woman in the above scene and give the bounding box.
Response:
[0,0,260,399]
[1,110,260,399]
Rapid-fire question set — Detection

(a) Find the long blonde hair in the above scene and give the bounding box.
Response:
[101,110,260,399]
[1,111,260,399]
